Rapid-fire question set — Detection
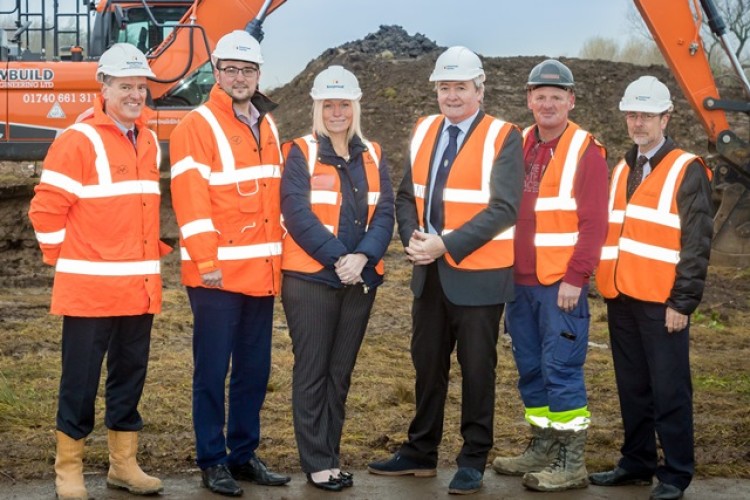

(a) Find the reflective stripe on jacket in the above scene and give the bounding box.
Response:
[596,148,710,302]
[411,114,514,270]
[170,85,283,296]
[28,95,165,316]
[282,134,385,275]
[523,121,606,284]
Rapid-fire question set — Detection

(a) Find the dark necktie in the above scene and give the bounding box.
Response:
[627,155,648,200]
[126,129,136,149]
[429,125,461,233]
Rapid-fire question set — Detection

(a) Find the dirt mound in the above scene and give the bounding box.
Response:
[269,25,708,179]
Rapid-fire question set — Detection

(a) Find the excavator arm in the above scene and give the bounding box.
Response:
[146,0,287,101]
[635,0,750,266]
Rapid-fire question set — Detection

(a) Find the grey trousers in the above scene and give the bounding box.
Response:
[282,275,376,473]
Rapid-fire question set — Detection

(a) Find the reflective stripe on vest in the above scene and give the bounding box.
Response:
[597,149,701,301]
[281,135,385,274]
[525,122,602,284]
[410,114,515,270]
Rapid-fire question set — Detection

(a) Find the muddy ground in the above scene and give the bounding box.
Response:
[0,27,749,483]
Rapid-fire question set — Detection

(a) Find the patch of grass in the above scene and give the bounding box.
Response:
[1,242,749,479]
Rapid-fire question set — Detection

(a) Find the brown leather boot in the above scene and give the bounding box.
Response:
[106,430,163,495]
[54,431,89,500]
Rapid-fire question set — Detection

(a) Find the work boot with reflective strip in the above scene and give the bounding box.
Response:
[54,431,89,500]
[106,430,163,495]
[492,425,559,476]
[522,429,589,491]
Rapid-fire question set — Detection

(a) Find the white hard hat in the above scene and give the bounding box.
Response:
[310,65,362,100]
[212,30,263,64]
[619,76,673,113]
[429,46,485,83]
[96,43,155,79]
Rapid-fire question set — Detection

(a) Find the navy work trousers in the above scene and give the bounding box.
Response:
[187,286,274,470]
[505,283,590,413]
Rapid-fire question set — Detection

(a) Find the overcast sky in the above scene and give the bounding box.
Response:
[258,0,635,90]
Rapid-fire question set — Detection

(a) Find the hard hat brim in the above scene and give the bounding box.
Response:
[619,101,673,113]
[309,90,362,101]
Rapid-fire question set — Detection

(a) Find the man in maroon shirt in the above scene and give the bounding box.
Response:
[491,59,608,492]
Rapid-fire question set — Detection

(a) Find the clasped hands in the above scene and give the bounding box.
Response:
[335,253,367,285]
[404,230,447,266]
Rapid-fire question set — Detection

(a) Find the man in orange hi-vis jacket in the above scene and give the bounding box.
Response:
[169,30,289,497]
[28,43,168,500]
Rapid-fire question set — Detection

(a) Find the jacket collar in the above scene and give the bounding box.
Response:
[208,83,278,118]
[87,94,154,131]
[314,133,367,162]
[625,136,676,168]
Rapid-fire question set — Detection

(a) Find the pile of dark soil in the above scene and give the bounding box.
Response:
[269,25,709,180]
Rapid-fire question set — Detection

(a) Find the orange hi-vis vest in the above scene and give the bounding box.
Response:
[170,85,283,296]
[596,149,710,302]
[523,121,606,285]
[28,96,166,317]
[411,114,515,270]
[281,134,385,275]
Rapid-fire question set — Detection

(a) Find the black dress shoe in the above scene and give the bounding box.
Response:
[229,456,291,486]
[201,464,243,497]
[306,473,344,492]
[650,482,684,500]
[589,466,653,486]
[337,471,354,488]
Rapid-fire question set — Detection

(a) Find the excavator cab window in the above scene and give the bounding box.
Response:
[110,6,186,54]
[154,61,215,107]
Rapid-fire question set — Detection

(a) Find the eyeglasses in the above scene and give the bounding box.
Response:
[625,112,662,121]
[217,66,259,78]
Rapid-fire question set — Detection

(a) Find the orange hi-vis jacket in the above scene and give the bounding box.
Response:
[170,85,283,296]
[281,134,385,275]
[411,114,515,270]
[596,149,710,302]
[523,121,606,285]
[28,95,167,317]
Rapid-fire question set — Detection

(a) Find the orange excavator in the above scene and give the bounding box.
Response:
[635,0,750,265]
[0,0,287,162]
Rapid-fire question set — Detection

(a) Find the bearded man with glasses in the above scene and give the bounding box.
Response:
[170,30,289,496]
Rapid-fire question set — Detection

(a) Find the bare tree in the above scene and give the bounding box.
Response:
[626,0,749,69]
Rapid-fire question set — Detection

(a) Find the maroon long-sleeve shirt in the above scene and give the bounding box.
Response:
[514,129,609,287]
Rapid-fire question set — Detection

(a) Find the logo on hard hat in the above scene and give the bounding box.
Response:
[635,96,650,101]
[540,72,560,80]
[443,64,458,70]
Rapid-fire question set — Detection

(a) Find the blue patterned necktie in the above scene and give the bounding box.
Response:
[429,125,461,233]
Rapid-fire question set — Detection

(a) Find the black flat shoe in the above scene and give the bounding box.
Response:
[306,473,344,492]
[337,471,353,488]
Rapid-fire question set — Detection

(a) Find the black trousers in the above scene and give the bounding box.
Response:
[400,263,503,471]
[282,275,376,473]
[607,297,694,490]
[57,314,153,439]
